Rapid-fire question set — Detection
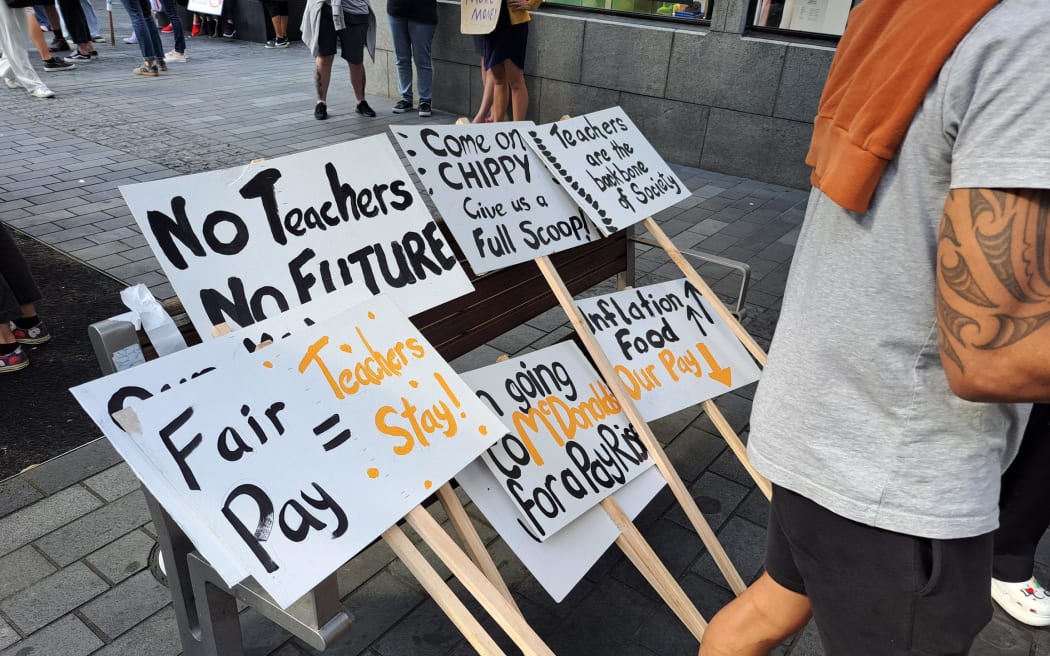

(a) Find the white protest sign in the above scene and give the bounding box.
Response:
[391,123,600,274]
[461,341,653,541]
[461,0,499,34]
[575,279,761,421]
[456,460,665,602]
[525,107,689,236]
[120,135,473,338]
[95,295,505,608]
[187,0,222,16]
[71,286,375,584]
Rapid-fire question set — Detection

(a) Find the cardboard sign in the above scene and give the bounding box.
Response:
[78,295,504,608]
[456,459,665,602]
[392,124,600,274]
[461,0,499,34]
[461,342,653,540]
[575,279,762,421]
[187,0,222,16]
[525,107,689,236]
[120,135,473,338]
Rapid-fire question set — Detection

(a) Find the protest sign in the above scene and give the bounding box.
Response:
[392,124,600,274]
[88,295,505,608]
[186,0,221,16]
[525,107,689,236]
[461,341,653,540]
[575,278,761,421]
[120,135,473,338]
[461,0,499,34]
[456,459,664,601]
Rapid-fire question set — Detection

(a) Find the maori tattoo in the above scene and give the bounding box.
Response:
[315,66,323,101]
[937,189,1050,372]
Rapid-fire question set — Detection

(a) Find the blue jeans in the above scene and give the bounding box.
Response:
[159,0,185,53]
[121,0,164,60]
[387,16,434,104]
[79,0,100,37]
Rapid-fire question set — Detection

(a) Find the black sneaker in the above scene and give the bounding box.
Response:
[314,101,327,120]
[64,51,92,62]
[222,26,236,39]
[418,101,432,118]
[157,59,168,72]
[356,100,375,117]
[43,57,75,72]
[264,39,277,48]
[392,99,412,113]
[49,37,70,52]
[275,36,289,48]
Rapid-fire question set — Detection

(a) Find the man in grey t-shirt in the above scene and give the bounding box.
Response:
[700,2,1050,655]
[301,0,376,120]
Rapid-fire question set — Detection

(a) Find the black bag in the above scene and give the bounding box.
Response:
[6,0,40,8]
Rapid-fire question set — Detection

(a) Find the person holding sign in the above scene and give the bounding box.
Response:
[301,0,377,120]
[699,2,1049,655]
[479,0,540,122]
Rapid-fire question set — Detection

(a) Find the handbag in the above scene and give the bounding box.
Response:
[5,0,40,8]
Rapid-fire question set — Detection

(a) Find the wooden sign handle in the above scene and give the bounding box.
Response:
[600,497,707,642]
[700,401,772,500]
[406,506,556,656]
[436,484,524,615]
[382,524,507,656]
[641,217,768,367]
[534,255,746,595]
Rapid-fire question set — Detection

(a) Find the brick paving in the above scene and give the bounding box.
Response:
[1,4,1048,654]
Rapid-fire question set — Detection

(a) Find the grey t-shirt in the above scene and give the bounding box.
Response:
[341,0,368,14]
[748,0,1050,540]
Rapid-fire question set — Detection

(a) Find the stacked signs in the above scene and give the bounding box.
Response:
[120,134,472,336]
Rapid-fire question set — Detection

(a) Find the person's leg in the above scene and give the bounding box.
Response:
[314,55,333,102]
[54,0,93,53]
[27,13,53,61]
[34,5,50,30]
[220,0,235,37]
[388,15,413,105]
[342,18,371,114]
[159,0,185,54]
[0,226,43,325]
[503,59,527,121]
[489,61,509,123]
[472,56,494,123]
[274,10,286,39]
[991,404,1050,626]
[0,5,53,95]
[78,0,100,38]
[699,574,811,656]
[408,19,433,105]
[43,4,66,48]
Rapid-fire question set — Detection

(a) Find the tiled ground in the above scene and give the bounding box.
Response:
[1,5,1048,655]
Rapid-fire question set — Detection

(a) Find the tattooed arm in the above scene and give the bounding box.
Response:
[937,188,1050,402]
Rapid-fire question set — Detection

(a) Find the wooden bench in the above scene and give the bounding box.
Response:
[87,226,751,655]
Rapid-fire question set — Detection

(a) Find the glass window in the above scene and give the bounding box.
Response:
[543,0,711,23]
[750,0,857,37]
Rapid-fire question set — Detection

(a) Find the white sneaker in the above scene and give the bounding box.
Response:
[992,577,1050,627]
[165,50,187,62]
[123,34,137,44]
[3,77,20,89]
[28,86,55,98]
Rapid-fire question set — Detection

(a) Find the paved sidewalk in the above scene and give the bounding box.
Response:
[2,7,1049,655]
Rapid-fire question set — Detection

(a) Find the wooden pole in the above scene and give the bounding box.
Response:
[382,525,507,656]
[534,255,746,595]
[700,401,771,500]
[601,497,707,642]
[641,217,767,367]
[406,506,556,656]
[435,484,523,615]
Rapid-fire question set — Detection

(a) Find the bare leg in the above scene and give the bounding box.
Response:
[315,54,333,102]
[490,61,510,123]
[503,59,527,121]
[27,14,51,60]
[349,62,365,102]
[472,56,492,123]
[43,5,63,39]
[698,573,812,656]
[273,15,287,38]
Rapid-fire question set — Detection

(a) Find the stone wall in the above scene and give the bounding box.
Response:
[365,0,836,189]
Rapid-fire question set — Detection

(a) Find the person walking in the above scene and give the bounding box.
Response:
[301,0,376,120]
[121,0,168,76]
[698,2,1050,654]
[386,0,436,117]
[0,3,57,97]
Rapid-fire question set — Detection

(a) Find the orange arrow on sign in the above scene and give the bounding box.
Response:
[696,343,732,387]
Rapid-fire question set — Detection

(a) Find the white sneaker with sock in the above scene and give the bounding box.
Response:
[165,50,187,62]
[992,576,1050,627]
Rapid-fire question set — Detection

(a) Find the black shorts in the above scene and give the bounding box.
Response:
[766,485,993,655]
[261,0,288,16]
[316,7,368,65]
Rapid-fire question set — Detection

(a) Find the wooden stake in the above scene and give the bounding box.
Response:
[601,497,707,642]
[701,401,771,500]
[534,255,746,595]
[382,525,506,656]
[406,506,556,656]
[436,484,523,615]
[641,217,767,367]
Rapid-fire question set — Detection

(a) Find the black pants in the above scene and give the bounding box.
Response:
[55,0,91,44]
[994,404,1050,581]
[766,485,993,655]
[0,225,42,323]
